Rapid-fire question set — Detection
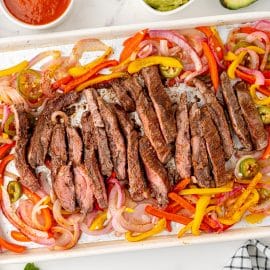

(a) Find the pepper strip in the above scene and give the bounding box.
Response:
[51,75,73,90]
[11,231,30,242]
[227,51,247,79]
[76,72,127,92]
[261,127,270,160]
[90,211,107,231]
[64,60,119,92]
[125,218,165,242]
[174,178,190,192]
[168,193,195,213]
[0,60,28,77]
[177,221,193,238]
[179,187,232,196]
[202,41,219,92]
[0,142,15,160]
[0,154,14,191]
[0,236,26,253]
[250,84,270,105]
[192,195,211,236]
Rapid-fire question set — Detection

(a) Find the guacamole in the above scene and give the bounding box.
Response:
[144,0,189,11]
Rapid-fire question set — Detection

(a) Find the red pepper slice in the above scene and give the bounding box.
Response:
[51,75,73,90]
[235,69,255,84]
[120,29,148,62]
[174,178,190,192]
[0,236,26,253]
[0,154,14,187]
[263,71,270,79]
[0,142,15,160]
[63,60,119,93]
[11,230,30,242]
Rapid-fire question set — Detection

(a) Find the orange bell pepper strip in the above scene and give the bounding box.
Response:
[51,75,73,90]
[22,186,52,231]
[63,60,119,93]
[168,192,195,213]
[11,231,30,242]
[261,128,270,160]
[120,29,148,62]
[174,178,190,192]
[0,154,14,187]
[0,236,26,253]
[164,202,182,232]
[202,41,219,92]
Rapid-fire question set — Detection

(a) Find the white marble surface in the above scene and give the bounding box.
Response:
[1,0,270,269]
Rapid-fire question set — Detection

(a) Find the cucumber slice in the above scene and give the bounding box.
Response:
[220,0,257,10]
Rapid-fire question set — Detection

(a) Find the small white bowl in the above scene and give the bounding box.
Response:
[0,0,74,30]
[139,0,194,16]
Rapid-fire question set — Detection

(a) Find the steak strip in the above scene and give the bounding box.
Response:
[175,92,191,180]
[194,78,234,160]
[28,92,80,168]
[139,136,169,205]
[141,66,177,144]
[236,81,268,150]
[200,106,227,187]
[13,105,40,191]
[220,72,252,150]
[189,103,212,188]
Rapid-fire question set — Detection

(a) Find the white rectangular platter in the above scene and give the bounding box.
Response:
[1,11,270,264]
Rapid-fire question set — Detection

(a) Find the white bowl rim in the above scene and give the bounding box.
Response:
[0,0,74,30]
[139,0,195,16]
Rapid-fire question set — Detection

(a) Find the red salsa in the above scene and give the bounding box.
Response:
[4,0,71,25]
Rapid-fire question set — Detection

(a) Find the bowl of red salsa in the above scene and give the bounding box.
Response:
[0,0,74,29]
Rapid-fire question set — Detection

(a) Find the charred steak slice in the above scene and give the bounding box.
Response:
[28,92,80,168]
[139,136,169,205]
[111,80,136,112]
[141,66,177,144]
[96,95,127,180]
[113,105,146,201]
[175,92,191,180]
[73,165,94,214]
[13,105,40,191]
[200,106,227,187]
[49,123,67,179]
[220,72,252,150]
[194,78,234,160]
[84,89,113,176]
[81,112,108,209]
[54,164,76,212]
[236,81,268,150]
[189,103,212,188]
[66,125,83,165]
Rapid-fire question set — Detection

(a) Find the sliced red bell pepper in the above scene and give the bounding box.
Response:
[239,26,270,39]
[235,69,255,84]
[0,142,15,160]
[258,86,270,96]
[261,133,270,160]
[164,202,182,232]
[120,29,148,62]
[263,71,270,79]
[202,41,219,92]
[51,75,73,90]
[64,60,119,93]
[173,178,190,192]
[0,236,26,253]
[11,230,30,242]
[0,154,14,186]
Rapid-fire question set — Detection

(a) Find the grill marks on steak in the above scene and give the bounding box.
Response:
[236,81,268,150]
[113,105,146,201]
[189,103,212,188]
[28,92,80,168]
[96,96,127,180]
[220,72,252,151]
[139,136,169,205]
[125,76,171,163]
[84,89,113,177]
[141,66,177,144]
[175,92,191,180]
[13,105,40,191]
[194,78,234,160]
[200,106,227,187]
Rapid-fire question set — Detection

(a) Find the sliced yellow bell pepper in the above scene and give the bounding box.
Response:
[128,56,183,74]
[69,47,113,77]
[227,51,247,79]
[178,221,193,238]
[250,84,270,105]
[90,211,107,231]
[111,57,131,72]
[245,213,266,224]
[179,187,232,196]
[76,72,127,92]
[246,46,265,54]
[192,195,211,236]
[225,46,265,62]
[224,51,237,61]
[125,218,165,242]
[0,60,28,77]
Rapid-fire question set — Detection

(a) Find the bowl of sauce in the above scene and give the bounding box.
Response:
[0,0,74,29]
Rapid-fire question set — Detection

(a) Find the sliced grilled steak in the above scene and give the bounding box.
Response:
[139,136,169,205]
[189,103,212,188]
[28,92,80,168]
[84,89,113,176]
[54,164,76,212]
[49,123,67,179]
[113,105,146,201]
[141,66,177,144]
[200,106,227,187]
[220,72,252,150]
[194,78,234,160]
[175,92,191,180]
[122,75,142,101]
[73,165,94,213]
[111,80,136,112]
[236,81,268,150]
[66,125,83,165]
[13,105,40,191]
[81,112,108,209]
[96,96,127,180]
